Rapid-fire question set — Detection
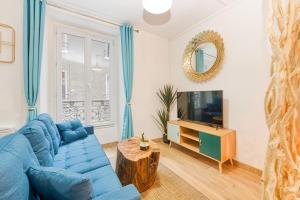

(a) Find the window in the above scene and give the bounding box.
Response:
[56,27,117,126]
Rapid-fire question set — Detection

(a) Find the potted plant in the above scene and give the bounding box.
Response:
[139,132,149,151]
[154,84,177,144]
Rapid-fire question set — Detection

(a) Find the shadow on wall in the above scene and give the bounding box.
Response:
[143,10,171,25]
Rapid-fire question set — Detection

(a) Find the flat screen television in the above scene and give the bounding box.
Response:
[177,90,223,128]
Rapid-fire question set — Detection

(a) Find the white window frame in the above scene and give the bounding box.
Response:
[55,25,118,128]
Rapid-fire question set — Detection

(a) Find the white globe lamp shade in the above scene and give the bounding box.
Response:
[143,0,173,14]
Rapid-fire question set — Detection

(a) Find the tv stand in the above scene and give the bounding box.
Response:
[167,120,236,174]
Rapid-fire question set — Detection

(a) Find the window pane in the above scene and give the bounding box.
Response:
[60,33,86,122]
[89,40,111,123]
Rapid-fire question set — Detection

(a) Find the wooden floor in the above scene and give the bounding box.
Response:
[103,141,262,200]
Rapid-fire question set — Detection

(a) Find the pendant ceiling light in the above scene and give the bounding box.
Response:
[143,0,173,14]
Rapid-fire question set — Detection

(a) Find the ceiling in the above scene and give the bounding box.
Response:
[48,0,236,38]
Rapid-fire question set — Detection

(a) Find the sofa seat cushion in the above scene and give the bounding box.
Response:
[83,165,122,198]
[54,134,110,173]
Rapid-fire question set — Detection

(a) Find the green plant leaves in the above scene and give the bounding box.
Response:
[154,84,177,135]
[156,84,177,112]
[153,109,168,135]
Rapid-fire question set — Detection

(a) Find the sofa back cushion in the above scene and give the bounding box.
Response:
[0,134,40,200]
[34,120,55,157]
[19,120,54,166]
[37,113,61,154]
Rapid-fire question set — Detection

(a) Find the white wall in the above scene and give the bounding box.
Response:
[169,0,270,169]
[0,0,27,130]
[132,30,170,139]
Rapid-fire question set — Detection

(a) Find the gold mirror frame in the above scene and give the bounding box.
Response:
[183,30,224,82]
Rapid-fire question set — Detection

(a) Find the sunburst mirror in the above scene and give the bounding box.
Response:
[183,30,224,82]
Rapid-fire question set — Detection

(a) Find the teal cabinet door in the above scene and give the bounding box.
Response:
[199,131,221,161]
[167,123,180,144]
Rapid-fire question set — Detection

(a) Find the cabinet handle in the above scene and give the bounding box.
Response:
[199,139,202,146]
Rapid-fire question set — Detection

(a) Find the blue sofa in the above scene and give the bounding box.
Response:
[0,113,140,200]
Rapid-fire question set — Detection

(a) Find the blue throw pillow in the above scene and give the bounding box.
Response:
[70,119,83,130]
[60,127,88,144]
[75,127,88,137]
[27,166,93,200]
[56,121,72,132]
[57,119,84,132]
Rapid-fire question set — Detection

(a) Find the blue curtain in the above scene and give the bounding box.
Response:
[23,0,46,121]
[120,24,134,139]
[196,49,204,73]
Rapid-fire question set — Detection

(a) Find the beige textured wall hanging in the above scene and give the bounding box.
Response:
[0,23,15,63]
[263,0,300,199]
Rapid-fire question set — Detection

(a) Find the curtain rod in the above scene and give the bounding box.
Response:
[46,1,139,33]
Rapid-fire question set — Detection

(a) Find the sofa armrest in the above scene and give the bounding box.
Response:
[84,125,94,135]
[92,184,140,200]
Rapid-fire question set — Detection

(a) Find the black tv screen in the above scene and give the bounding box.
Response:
[177,90,223,127]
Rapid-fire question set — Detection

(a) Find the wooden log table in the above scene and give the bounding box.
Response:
[115,137,160,192]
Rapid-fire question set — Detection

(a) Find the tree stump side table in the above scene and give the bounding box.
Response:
[115,137,160,192]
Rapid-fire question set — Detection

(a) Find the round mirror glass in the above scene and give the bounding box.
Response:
[191,42,217,73]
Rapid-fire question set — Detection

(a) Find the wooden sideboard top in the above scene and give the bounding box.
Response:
[168,120,235,137]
